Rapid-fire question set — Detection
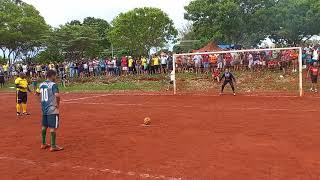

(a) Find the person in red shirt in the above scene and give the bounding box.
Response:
[121,56,128,76]
[212,68,220,82]
[307,62,319,92]
[202,53,210,74]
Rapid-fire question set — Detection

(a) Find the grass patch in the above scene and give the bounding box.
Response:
[0,71,312,94]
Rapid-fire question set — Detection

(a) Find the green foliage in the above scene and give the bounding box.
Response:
[83,17,111,51]
[267,0,320,45]
[39,17,112,62]
[108,7,178,56]
[0,0,49,63]
[184,0,320,47]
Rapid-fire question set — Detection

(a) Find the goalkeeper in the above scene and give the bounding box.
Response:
[220,68,236,96]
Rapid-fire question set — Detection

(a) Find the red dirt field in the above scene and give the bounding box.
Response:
[1,92,320,180]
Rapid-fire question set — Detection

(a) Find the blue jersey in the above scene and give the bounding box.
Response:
[39,80,59,115]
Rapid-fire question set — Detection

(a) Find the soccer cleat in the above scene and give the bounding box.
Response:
[310,88,314,92]
[50,145,64,152]
[23,112,31,116]
[315,89,318,93]
[233,93,236,96]
[16,112,21,116]
[40,144,50,149]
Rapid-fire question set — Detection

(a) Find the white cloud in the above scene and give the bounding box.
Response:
[23,0,191,29]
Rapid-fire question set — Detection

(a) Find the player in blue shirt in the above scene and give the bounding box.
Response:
[37,70,63,152]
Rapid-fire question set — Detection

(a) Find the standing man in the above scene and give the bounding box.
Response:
[307,62,319,93]
[0,71,5,88]
[193,54,202,74]
[220,68,236,96]
[37,70,63,152]
[15,73,31,116]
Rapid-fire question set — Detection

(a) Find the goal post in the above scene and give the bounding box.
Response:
[172,47,303,96]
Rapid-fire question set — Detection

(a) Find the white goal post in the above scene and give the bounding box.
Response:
[172,47,303,96]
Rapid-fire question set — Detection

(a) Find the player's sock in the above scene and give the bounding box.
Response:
[22,103,27,113]
[16,104,21,113]
[42,128,47,145]
[50,132,56,147]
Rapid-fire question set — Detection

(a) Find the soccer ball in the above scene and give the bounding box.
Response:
[144,117,151,125]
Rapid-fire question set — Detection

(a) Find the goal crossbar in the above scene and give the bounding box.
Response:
[172,47,303,96]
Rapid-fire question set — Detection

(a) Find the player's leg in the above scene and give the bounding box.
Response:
[41,115,50,149]
[21,92,30,115]
[48,114,63,152]
[16,91,22,116]
[220,81,228,94]
[314,76,318,92]
[229,81,236,95]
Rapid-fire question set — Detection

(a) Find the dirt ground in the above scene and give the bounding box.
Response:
[0,92,320,180]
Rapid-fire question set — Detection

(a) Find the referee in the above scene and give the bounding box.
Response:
[15,72,31,116]
[220,68,236,96]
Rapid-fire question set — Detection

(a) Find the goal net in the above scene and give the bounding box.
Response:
[172,47,303,96]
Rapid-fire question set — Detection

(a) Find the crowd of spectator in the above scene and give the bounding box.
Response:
[0,46,319,88]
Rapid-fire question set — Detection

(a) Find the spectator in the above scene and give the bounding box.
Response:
[193,54,202,74]
[202,52,210,74]
[160,54,168,74]
[121,56,128,76]
[115,57,121,76]
[0,71,5,88]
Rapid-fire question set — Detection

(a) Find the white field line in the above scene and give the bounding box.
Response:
[0,155,182,180]
[62,101,318,112]
[62,94,110,102]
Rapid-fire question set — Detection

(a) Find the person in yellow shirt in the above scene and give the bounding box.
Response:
[15,73,31,116]
[152,55,160,74]
[2,63,9,77]
[141,56,147,74]
[128,56,134,74]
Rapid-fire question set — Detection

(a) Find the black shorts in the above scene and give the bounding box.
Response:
[42,114,60,128]
[16,91,27,104]
[311,75,318,83]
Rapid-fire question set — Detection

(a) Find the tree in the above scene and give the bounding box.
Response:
[184,0,246,45]
[0,0,49,63]
[184,0,320,47]
[49,24,100,60]
[83,17,111,52]
[108,7,177,56]
[267,0,320,45]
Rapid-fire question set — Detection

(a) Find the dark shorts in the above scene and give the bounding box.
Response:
[154,65,160,70]
[42,114,60,129]
[311,75,318,83]
[16,91,27,104]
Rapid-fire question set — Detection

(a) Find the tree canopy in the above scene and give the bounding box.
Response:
[0,0,49,63]
[183,0,320,49]
[108,7,178,56]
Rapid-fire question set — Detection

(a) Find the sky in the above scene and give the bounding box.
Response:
[23,0,192,29]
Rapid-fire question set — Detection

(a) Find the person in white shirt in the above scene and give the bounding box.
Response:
[248,53,254,70]
[193,55,202,74]
[22,64,28,74]
[312,48,319,62]
[160,54,168,74]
